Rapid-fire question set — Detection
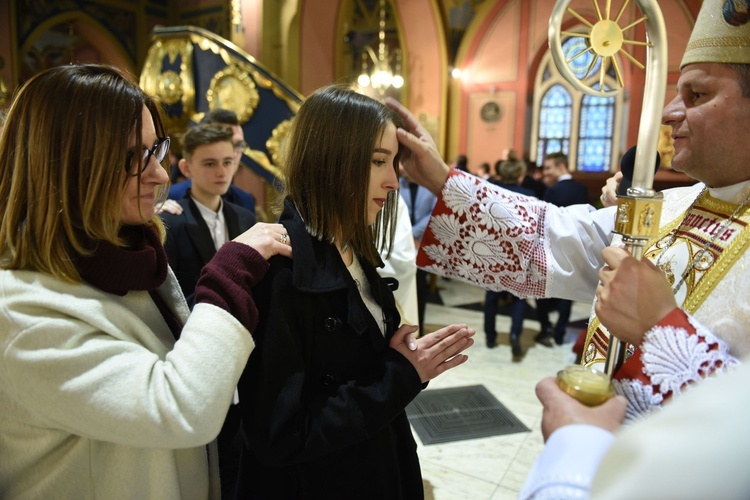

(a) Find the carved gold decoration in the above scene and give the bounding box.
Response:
[206,64,259,122]
[139,38,195,131]
[266,119,293,168]
[246,147,284,183]
[158,70,183,105]
[658,124,675,168]
[187,30,302,114]
[614,195,664,239]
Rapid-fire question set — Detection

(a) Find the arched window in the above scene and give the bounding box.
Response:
[537,84,572,163]
[578,89,616,171]
[530,35,624,172]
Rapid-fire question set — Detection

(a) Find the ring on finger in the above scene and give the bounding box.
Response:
[279,233,288,245]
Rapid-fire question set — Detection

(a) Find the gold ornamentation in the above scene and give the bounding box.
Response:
[246,148,284,182]
[617,203,629,225]
[139,38,195,131]
[584,343,596,364]
[615,195,664,239]
[266,119,293,168]
[658,124,675,168]
[639,204,656,230]
[157,70,183,106]
[186,31,302,114]
[206,64,259,123]
[693,251,714,271]
[654,188,750,295]
[658,260,676,287]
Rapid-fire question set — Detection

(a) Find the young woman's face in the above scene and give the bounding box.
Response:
[120,106,169,225]
[367,122,399,225]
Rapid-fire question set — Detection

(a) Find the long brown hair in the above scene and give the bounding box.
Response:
[0,64,167,282]
[281,85,403,266]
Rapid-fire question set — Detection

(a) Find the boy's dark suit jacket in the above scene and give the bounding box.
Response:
[161,195,256,308]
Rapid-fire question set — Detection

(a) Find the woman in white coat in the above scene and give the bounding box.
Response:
[0,64,292,499]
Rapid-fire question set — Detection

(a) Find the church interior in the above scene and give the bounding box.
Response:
[0,0,701,219]
[0,1,707,498]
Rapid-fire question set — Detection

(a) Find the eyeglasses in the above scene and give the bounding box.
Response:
[126,137,170,176]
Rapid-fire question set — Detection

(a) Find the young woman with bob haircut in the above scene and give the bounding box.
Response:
[0,64,292,499]
[235,85,475,499]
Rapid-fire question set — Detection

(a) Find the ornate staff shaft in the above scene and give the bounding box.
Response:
[548,0,668,376]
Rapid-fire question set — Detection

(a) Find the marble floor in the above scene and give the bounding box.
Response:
[414,278,591,500]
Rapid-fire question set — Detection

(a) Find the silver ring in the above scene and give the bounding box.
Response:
[601,193,608,202]
[279,233,288,245]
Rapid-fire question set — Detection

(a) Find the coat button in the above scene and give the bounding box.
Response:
[323,317,341,332]
[321,374,335,386]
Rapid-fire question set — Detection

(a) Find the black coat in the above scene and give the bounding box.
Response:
[236,200,425,500]
[161,196,256,307]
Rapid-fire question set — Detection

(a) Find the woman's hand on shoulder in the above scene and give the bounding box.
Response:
[233,223,293,260]
[389,323,475,382]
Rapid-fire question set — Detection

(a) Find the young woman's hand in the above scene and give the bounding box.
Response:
[390,323,475,382]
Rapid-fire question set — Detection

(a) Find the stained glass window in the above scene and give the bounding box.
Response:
[577,88,615,171]
[533,34,619,171]
[562,36,601,81]
[537,84,572,165]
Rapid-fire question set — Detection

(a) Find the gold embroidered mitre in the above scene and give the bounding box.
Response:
[681,0,750,68]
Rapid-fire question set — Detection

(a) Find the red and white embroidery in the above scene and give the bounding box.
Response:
[614,310,738,421]
[417,171,549,297]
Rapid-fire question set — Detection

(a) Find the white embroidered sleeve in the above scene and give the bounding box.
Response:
[614,310,740,421]
[417,171,615,301]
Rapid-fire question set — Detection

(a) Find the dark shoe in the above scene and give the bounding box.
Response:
[486,337,497,349]
[534,332,553,348]
[511,338,523,362]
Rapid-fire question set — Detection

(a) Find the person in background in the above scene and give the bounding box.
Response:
[168,149,186,185]
[161,123,256,307]
[235,85,475,499]
[477,161,491,180]
[0,63,291,499]
[534,151,590,347]
[450,153,469,172]
[484,152,536,360]
[399,162,438,336]
[167,108,256,215]
[522,159,548,199]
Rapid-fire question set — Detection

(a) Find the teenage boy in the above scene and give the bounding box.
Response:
[161,123,256,308]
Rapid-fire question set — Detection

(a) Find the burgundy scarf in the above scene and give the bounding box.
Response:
[74,225,182,338]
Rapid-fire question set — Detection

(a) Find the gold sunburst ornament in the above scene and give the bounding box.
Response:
[548,0,664,97]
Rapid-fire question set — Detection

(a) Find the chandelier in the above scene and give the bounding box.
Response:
[356,0,403,95]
